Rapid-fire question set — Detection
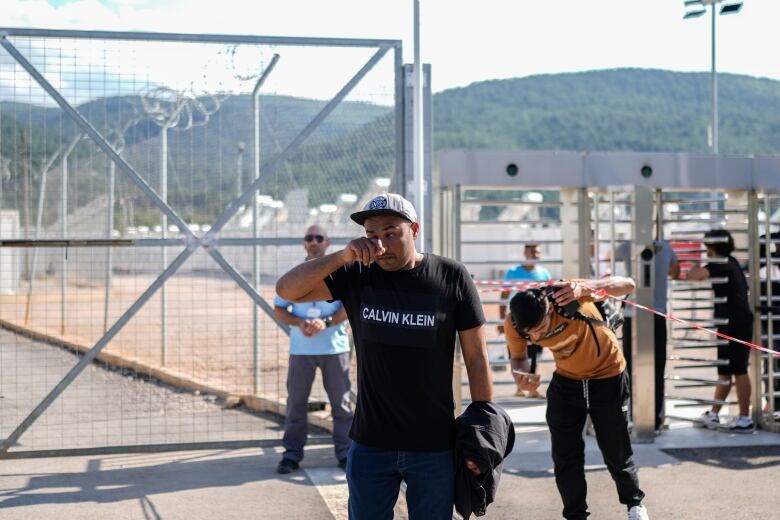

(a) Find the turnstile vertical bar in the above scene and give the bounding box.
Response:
[766,197,777,426]
[757,194,773,428]
[578,188,591,278]
[609,190,616,277]
[454,185,462,263]
[632,185,655,442]
[654,188,668,424]
[726,191,753,422]
[560,188,590,279]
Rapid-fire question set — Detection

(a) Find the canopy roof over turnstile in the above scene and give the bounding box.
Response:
[437,150,780,191]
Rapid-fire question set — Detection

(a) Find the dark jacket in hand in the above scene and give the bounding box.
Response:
[454,401,515,519]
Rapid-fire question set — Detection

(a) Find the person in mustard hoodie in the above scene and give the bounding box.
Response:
[506,278,649,520]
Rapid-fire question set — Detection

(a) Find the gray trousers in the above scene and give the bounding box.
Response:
[283,352,353,462]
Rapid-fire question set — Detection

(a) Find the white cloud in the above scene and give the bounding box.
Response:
[5,0,122,29]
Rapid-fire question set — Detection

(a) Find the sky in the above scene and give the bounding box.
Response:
[2,0,780,99]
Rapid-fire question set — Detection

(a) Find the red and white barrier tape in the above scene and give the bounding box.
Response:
[619,298,780,357]
[476,280,554,292]
[476,279,780,357]
[475,279,549,286]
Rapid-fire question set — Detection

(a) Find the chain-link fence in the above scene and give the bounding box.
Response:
[0,28,403,456]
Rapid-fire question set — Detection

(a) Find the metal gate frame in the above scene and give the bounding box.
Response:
[0,28,405,457]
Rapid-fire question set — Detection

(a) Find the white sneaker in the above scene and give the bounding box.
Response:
[723,416,755,434]
[696,410,720,429]
[628,504,650,520]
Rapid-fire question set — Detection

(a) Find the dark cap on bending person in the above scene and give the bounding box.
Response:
[509,288,549,334]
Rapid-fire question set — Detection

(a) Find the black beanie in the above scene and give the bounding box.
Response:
[509,288,549,334]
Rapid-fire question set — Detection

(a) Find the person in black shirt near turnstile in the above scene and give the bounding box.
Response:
[687,229,755,433]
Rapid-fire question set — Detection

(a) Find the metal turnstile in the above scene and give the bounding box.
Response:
[436,149,780,437]
[755,195,780,432]
[661,191,747,423]
[441,186,592,402]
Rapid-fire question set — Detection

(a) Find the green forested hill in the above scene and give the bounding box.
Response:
[433,68,780,153]
[280,68,780,206]
[0,94,391,221]
[3,68,780,222]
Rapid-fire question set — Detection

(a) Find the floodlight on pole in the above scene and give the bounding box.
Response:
[720,2,743,14]
[682,0,744,154]
[683,9,706,18]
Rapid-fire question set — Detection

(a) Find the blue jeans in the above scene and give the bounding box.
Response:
[346,441,454,520]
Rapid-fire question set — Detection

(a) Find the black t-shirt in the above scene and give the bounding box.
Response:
[705,255,753,323]
[324,253,485,451]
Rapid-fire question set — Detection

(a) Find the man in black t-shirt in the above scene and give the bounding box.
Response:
[276,193,493,520]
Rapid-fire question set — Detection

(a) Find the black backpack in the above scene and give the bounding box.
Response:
[543,286,624,356]
[541,285,623,331]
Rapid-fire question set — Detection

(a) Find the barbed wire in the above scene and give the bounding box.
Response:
[140,85,229,132]
[226,43,277,82]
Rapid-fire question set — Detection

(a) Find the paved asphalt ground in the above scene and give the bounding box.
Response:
[1,331,780,518]
[1,425,779,519]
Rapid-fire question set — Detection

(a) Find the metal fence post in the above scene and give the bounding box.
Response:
[453,184,463,415]
[104,161,115,333]
[60,142,69,334]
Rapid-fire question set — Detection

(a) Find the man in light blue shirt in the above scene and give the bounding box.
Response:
[502,244,552,397]
[274,225,352,473]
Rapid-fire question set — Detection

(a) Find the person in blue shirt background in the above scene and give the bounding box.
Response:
[274,224,352,474]
[502,243,552,397]
[504,243,552,282]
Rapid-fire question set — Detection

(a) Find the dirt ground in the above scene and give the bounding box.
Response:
[0,275,305,399]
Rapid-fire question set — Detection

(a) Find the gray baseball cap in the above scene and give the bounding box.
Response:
[350,193,418,225]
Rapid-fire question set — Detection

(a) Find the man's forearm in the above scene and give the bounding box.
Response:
[511,357,531,375]
[463,350,493,402]
[276,250,347,302]
[686,265,708,281]
[459,326,494,401]
[274,307,301,327]
[332,307,349,326]
[587,276,635,298]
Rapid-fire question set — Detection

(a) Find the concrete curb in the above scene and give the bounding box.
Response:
[0,318,336,433]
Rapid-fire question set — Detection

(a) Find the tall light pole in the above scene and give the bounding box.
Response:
[683,0,744,154]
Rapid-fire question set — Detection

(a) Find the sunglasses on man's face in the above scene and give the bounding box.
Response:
[304,234,325,243]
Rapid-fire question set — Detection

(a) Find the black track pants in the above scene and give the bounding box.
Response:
[545,371,645,520]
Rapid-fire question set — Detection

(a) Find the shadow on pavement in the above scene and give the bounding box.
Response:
[662,445,780,470]
[0,449,319,509]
